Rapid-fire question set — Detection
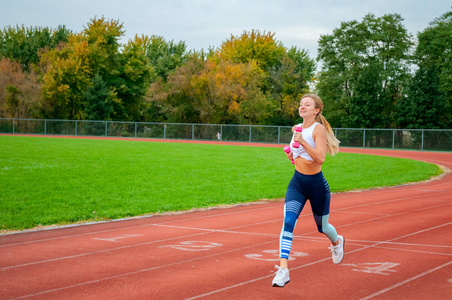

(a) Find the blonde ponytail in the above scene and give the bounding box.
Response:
[316,113,340,156]
[301,94,340,156]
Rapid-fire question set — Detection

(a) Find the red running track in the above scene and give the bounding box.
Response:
[0,137,451,299]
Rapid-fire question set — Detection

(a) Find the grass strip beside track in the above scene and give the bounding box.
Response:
[0,136,442,231]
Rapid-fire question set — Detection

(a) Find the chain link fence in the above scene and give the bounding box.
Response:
[1,118,451,151]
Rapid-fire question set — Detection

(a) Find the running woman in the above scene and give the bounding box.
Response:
[272,94,344,288]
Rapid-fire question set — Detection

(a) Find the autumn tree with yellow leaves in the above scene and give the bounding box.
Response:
[1,20,315,125]
[39,17,151,120]
[147,30,315,125]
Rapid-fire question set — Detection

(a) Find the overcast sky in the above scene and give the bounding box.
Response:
[1,0,450,59]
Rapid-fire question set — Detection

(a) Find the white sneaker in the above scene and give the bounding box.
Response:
[329,235,345,264]
[272,265,290,287]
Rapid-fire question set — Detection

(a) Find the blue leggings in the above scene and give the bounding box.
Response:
[279,170,338,259]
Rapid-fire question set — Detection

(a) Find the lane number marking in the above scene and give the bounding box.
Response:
[342,262,400,275]
[159,241,223,251]
[93,234,143,242]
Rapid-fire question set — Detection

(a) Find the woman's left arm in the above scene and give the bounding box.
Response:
[295,125,327,165]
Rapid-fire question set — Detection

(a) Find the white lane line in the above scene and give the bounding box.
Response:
[184,222,452,299]
[332,177,452,198]
[10,219,445,298]
[5,209,452,298]
[333,202,452,231]
[9,240,277,300]
[0,218,280,270]
[3,188,448,248]
[346,238,452,249]
[334,191,451,212]
[3,202,451,270]
[362,245,452,256]
[336,211,391,216]
[150,223,452,256]
[2,185,450,247]
[0,205,279,247]
[1,230,211,270]
[184,246,367,300]
[360,261,452,300]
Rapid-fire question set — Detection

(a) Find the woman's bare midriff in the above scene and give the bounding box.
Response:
[294,157,322,175]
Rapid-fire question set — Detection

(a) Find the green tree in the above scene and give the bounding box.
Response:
[145,51,206,123]
[82,18,123,80]
[317,13,413,128]
[114,35,152,121]
[396,10,451,129]
[397,65,448,129]
[416,10,452,99]
[347,59,387,127]
[268,47,316,125]
[83,74,117,120]
[144,35,187,82]
[0,25,71,71]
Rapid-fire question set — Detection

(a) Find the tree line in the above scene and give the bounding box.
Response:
[0,9,451,129]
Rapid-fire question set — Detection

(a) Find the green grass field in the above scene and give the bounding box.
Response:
[0,136,442,231]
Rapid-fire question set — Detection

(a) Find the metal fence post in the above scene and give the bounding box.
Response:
[45,119,47,135]
[192,124,194,140]
[363,129,366,148]
[421,130,424,151]
[13,119,15,134]
[278,127,280,144]
[392,130,395,150]
[75,120,78,136]
[249,125,252,142]
[105,121,108,136]
[164,124,166,139]
[135,122,137,138]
